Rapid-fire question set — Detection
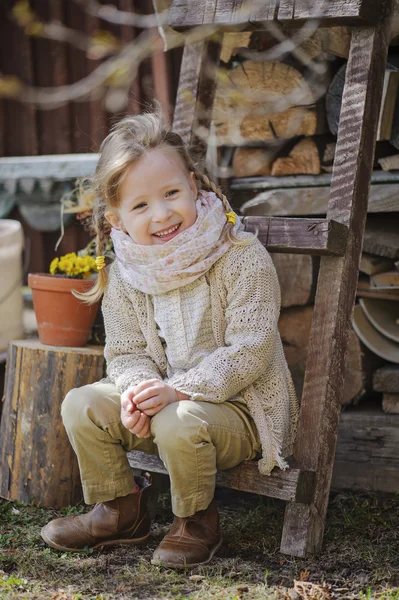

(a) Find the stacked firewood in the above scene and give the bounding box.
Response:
[213,29,399,406]
[354,222,399,409]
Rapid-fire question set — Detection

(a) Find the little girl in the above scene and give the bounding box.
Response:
[41,110,298,569]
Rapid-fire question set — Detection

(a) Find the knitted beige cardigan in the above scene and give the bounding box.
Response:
[102,234,299,475]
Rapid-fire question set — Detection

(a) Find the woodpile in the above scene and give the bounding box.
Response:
[214,30,399,179]
[354,216,399,412]
[215,29,399,411]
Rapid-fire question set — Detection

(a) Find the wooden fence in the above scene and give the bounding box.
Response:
[0,0,182,273]
[0,0,182,156]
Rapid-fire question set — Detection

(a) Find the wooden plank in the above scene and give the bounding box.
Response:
[281,4,394,557]
[360,253,394,275]
[382,394,399,414]
[0,154,99,180]
[65,1,106,152]
[118,0,141,116]
[239,183,399,216]
[127,450,312,502]
[363,216,399,259]
[243,217,348,256]
[332,408,399,493]
[168,0,380,29]
[173,38,221,169]
[31,0,71,155]
[232,170,399,191]
[1,0,38,156]
[373,365,399,393]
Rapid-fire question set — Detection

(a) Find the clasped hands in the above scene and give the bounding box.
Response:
[120,379,189,438]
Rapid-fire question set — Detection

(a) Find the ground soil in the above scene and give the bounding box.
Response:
[0,485,398,600]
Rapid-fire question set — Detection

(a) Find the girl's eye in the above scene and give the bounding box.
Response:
[166,189,178,197]
[133,202,147,210]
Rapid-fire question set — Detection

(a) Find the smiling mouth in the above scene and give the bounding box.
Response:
[153,223,181,237]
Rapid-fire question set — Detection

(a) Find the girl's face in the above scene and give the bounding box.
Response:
[105,147,198,245]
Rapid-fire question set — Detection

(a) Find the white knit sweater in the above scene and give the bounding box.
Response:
[102,234,299,475]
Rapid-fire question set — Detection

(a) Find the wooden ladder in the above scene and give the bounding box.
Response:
[128,0,394,557]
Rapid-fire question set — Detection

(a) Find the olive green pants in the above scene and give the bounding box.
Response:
[61,381,261,517]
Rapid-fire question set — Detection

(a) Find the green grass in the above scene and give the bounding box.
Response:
[0,488,398,600]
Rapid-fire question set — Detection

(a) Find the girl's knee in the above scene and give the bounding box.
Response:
[61,387,86,420]
[151,400,207,448]
[61,384,117,430]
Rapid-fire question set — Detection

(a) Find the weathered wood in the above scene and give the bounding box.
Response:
[233,169,399,190]
[370,270,399,289]
[65,1,106,152]
[128,409,399,499]
[332,407,399,492]
[243,217,348,256]
[378,153,399,170]
[0,154,100,181]
[119,0,142,117]
[1,0,38,157]
[31,0,71,155]
[373,365,399,392]
[127,451,307,501]
[278,306,384,404]
[382,393,399,413]
[281,5,394,556]
[239,182,399,216]
[173,38,222,169]
[271,253,314,308]
[357,277,399,300]
[168,0,380,29]
[328,64,399,144]
[0,340,105,508]
[363,216,399,259]
[360,253,394,275]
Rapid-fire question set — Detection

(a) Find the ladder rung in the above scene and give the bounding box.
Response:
[127,450,316,503]
[243,216,348,256]
[168,0,380,29]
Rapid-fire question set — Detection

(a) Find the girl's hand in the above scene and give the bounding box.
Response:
[131,379,189,416]
[121,389,151,438]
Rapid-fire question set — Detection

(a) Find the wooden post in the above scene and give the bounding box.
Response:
[0,340,105,508]
[280,2,395,557]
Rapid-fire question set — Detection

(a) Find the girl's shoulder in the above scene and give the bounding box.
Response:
[213,231,274,276]
[105,260,144,300]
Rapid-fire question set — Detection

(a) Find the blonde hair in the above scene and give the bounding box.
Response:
[78,108,254,303]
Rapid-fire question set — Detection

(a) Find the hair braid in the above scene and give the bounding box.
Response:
[193,170,231,213]
[73,196,109,303]
[193,169,256,246]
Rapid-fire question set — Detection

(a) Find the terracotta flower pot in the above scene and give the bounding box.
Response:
[28,273,101,347]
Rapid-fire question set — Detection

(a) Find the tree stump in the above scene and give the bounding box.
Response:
[0,339,105,508]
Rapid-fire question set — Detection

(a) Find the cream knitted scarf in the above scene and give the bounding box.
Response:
[110,190,241,295]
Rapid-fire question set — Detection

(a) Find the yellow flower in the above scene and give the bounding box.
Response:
[49,257,59,275]
[49,252,98,279]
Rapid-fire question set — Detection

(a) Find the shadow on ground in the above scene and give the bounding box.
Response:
[0,486,398,600]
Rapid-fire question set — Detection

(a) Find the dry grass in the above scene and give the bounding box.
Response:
[0,486,398,600]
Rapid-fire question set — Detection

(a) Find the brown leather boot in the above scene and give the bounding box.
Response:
[41,476,151,552]
[151,498,222,568]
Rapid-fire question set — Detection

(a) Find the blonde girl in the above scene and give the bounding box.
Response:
[41,109,298,569]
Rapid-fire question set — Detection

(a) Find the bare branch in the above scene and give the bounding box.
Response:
[72,0,168,28]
